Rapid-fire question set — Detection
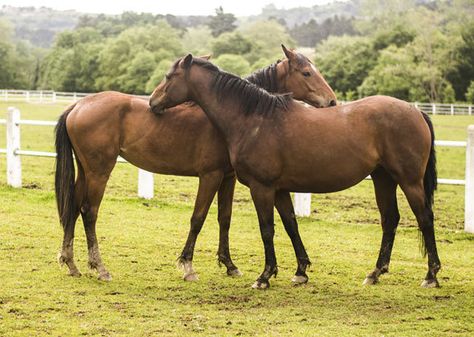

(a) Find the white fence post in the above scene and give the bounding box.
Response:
[465,125,474,233]
[138,169,154,199]
[450,104,454,115]
[432,103,436,115]
[469,105,472,116]
[294,193,311,217]
[6,107,21,187]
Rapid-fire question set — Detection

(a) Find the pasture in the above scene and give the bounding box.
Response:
[0,101,473,336]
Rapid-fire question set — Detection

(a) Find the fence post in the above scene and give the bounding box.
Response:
[138,169,154,199]
[6,107,22,188]
[465,125,474,233]
[450,104,454,115]
[52,91,56,103]
[294,193,311,217]
[432,103,436,115]
[26,91,30,102]
[469,105,472,116]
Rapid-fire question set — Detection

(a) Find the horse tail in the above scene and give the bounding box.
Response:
[418,110,437,257]
[55,103,77,231]
[420,110,437,210]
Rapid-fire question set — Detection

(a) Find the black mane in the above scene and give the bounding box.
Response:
[244,61,281,93]
[192,58,291,116]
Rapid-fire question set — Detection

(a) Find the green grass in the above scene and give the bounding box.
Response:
[0,101,473,336]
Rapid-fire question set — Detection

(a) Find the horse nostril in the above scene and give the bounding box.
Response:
[329,100,337,107]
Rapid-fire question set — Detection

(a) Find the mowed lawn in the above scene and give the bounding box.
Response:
[0,101,473,336]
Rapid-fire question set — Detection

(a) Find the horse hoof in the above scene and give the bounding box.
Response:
[363,277,377,286]
[291,275,308,285]
[98,272,112,281]
[69,270,82,277]
[184,272,199,282]
[421,279,439,288]
[227,269,243,277]
[251,280,269,289]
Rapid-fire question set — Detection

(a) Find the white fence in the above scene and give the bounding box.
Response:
[1,89,473,115]
[0,107,154,199]
[1,107,473,233]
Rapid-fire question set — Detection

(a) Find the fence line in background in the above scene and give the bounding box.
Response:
[0,107,154,199]
[1,89,473,116]
[1,107,473,233]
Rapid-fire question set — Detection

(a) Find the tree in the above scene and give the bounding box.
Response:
[465,81,474,104]
[446,22,474,100]
[239,20,295,64]
[315,35,377,97]
[39,28,105,92]
[214,54,251,76]
[211,32,253,57]
[182,25,214,56]
[95,22,183,93]
[145,59,173,93]
[208,7,237,37]
[0,19,37,89]
[359,45,419,101]
[290,16,357,48]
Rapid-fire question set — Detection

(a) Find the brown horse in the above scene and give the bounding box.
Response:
[55,46,337,281]
[149,55,441,289]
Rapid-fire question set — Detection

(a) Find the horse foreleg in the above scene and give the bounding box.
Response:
[216,173,242,277]
[275,190,311,285]
[364,168,399,285]
[178,171,224,281]
[250,183,277,289]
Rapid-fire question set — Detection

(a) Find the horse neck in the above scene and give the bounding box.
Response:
[188,67,254,144]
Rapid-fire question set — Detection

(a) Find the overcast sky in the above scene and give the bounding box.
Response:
[0,0,343,16]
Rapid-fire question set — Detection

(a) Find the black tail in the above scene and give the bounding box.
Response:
[421,111,437,210]
[55,103,77,231]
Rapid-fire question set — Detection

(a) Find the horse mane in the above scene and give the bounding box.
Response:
[192,58,291,116]
[244,61,281,93]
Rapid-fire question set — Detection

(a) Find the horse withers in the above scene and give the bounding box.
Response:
[149,54,441,289]
[55,46,337,282]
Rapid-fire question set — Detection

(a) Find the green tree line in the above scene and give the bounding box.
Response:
[1,0,473,103]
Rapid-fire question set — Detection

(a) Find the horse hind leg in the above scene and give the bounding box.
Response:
[275,190,311,285]
[216,173,242,277]
[81,173,112,281]
[400,181,441,288]
[58,168,84,277]
[364,168,400,285]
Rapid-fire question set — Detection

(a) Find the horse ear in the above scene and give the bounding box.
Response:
[198,54,212,60]
[181,54,193,68]
[281,44,297,63]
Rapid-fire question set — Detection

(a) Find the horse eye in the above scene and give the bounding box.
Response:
[302,72,311,77]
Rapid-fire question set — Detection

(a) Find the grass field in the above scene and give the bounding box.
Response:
[1,101,474,336]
